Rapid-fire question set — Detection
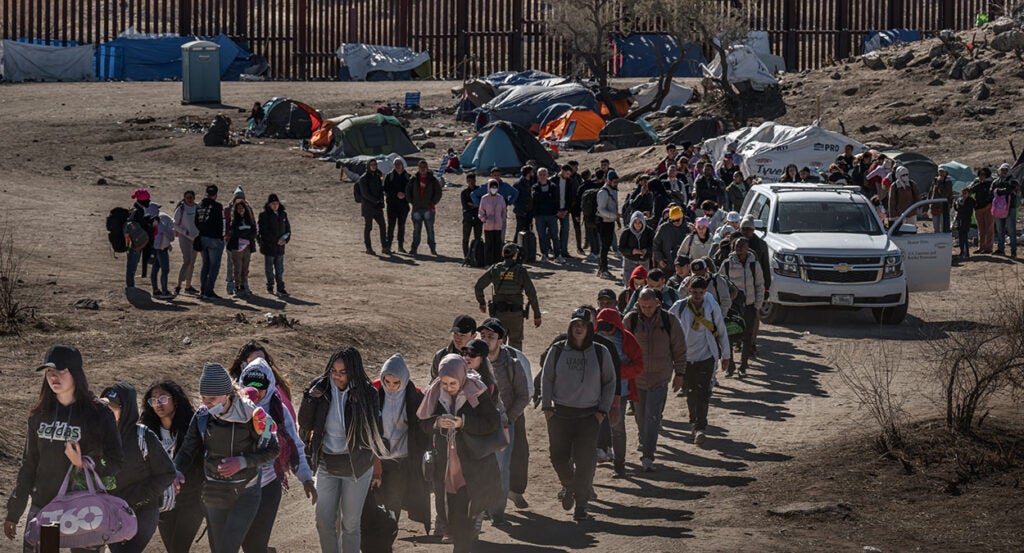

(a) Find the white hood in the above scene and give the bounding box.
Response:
[768,232,898,255]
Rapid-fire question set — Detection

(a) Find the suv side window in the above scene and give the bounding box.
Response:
[746,193,767,220]
[757,199,772,227]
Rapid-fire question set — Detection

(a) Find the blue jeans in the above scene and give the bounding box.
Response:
[264,255,285,292]
[315,466,373,553]
[205,481,262,553]
[490,424,514,516]
[635,383,669,462]
[200,238,224,295]
[242,476,283,553]
[150,249,170,292]
[411,209,436,251]
[995,216,1017,254]
[557,214,570,256]
[108,506,160,553]
[535,215,557,257]
[126,248,142,287]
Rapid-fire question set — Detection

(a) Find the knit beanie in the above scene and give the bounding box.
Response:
[267,193,280,204]
[199,362,234,396]
[233,186,245,200]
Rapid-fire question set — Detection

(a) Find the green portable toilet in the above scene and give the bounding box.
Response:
[181,40,220,104]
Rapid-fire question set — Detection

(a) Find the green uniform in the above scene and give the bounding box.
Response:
[474,260,540,350]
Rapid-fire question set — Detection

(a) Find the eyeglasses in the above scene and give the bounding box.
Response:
[147,395,172,407]
[460,349,481,359]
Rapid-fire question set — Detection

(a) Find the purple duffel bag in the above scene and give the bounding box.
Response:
[26,456,138,548]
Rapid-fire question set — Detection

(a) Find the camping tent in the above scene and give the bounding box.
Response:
[740,31,785,74]
[630,80,694,112]
[252,97,323,139]
[0,40,94,82]
[481,70,565,89]
[537,103,575,128]
[94,32,248,81]
[661,117,726,146]
[338,153,409,182]
[598,118,658,149]
[611,33,706,77]
[328,113,419,159]
[880,149,938,191]
[480,83,597,129]
[336,43,430,81]
[940,161,977,193]
[460,121,556,173]
[702,45,779,91]
[703,122,866,180]
[538,108,606,149]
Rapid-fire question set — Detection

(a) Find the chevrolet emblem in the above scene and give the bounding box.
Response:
[835,263,851,273]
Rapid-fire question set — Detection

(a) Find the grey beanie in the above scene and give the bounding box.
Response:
[199,362,234,396]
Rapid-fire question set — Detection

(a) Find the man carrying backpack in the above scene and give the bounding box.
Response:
[579,170,604,261]
[474,243,542,351]
[721,238,764,375]
[125,188,154,289]
[195,185,225,299]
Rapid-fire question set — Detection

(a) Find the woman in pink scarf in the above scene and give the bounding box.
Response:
[417,354,502,552]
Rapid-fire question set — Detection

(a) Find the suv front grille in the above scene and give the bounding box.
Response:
[802,256,881,265]
[805,269,880,283]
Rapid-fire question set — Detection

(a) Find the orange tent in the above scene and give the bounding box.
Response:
[538,108,606,148]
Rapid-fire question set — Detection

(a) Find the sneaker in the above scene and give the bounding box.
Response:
[152,288,160,297]
[207,291,222,300]
[586,253,597,262]
[509,491,529,509]
[267,286,275,294]
[277,289,289,297]
[430,247,438,256]
[558,487,574,511]
[595,448,612,463]
[555,255,566,263]
[382,247,392,255]
[185,286,199,294]
[491,513,510,527]
[641,458,655,472]
[226,283,235,295]
[441,534,452,544]
[546,253,555,260]
[410,248,418,256]
[573,508,593,522]
[173,286,181,296]
[365,248,376,255]
[613,463,626,478]
[398,245,407,253]
[693,430,706,445]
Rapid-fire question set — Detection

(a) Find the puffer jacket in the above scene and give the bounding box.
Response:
[102,383,176,511]
[622,307,687,391]
[722,251,765,310]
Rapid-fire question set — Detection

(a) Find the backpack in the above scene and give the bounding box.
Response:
[203,114,231,147]
[625,309,673,335]
[547,340,607,375]
[581,188,600,220]
[466,238,487,268]
[106,207,130,252]
[123,213,150,251]
[353,182,363,204]
[711,272,741,313]
[360,488,398,552]
[517,231,537,263]
[992,192,1010,219]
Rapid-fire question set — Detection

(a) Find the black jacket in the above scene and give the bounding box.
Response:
[258,206,291,257]
[195,198,224,239]
[298,374,382,476]
[103,383,176,511]
[6,399,124,523]
[461,186,481,223]
[383,170,412,209]
[141,410,204,508]
[532,182,559,217]
[227,209,257,251]
[128,201,154,244]
[375,381,430,527]
[358,170,386,216]
[419,391,502,517]
[173,397,280,487]
[513,176,535,216]
[618,225,654,263]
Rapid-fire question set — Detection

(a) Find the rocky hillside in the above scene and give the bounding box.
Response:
[777,17,1024,167]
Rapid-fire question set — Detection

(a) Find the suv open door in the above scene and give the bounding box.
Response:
[887,199,952,292]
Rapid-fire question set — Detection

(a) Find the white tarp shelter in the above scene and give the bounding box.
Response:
[703,122,867,180]
[630,80,694,112]
[0,41,94,82]
[336,43,430,81]
[702,45,779,91]
[742,31,785,74]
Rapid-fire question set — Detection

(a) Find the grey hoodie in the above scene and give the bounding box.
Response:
[597,184,619,222]
[541,322,615,416]
[379,354,411,459]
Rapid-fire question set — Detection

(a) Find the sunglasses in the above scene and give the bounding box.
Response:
[147,395,172,407]
[460,349,481,359]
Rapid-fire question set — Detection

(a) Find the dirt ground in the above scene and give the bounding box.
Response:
[0,79,1020,553]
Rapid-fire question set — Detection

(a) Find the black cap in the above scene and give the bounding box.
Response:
[477,318,506,339]
[597,288,617,301]
[242,371,270,390]
[462,338,490,358]
[451,315,478,334]
[206,184,219,196]
[571,306,594,326]
[690,258,707,271]
[268,193,280,204]
[36,344,83,373]
[100,387,121,408]
[675,255,691,267]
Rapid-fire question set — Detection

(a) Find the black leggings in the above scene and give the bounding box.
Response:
[386,203,409,249]
[158,493,205,553]
[485,229,503,264]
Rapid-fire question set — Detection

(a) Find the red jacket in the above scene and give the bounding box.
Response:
[597,308,644,401]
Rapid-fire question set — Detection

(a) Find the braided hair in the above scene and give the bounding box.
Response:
[323,347,389,458]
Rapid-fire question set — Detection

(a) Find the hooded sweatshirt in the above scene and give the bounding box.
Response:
[618,264,649,312]
[101,383,176,511]
[240,359,313,485]
[596,309,644,401]
[541,321,615,417]
[379,354,411,459]
[619,211,653,263]
[652,218,689,267]
[478,189,508,231]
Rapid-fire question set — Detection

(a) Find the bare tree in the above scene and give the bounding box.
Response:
[546,0,624,88]
[628,0,751,121]
[0,225,34,335]
[830,341,911,453]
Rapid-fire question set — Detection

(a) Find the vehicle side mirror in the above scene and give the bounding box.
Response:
[753,219,765,230]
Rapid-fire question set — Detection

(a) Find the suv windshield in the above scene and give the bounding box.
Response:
[773,200,883,235]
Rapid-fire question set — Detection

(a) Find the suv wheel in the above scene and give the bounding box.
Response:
[759,301,788,325]
[872,289,908,325]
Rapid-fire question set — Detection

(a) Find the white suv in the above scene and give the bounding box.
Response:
[740,184,952,325]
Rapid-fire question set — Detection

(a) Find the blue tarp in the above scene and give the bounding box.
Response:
[612,34,707,78]
[863,29,922,54]
[480,84,597,128]
[481,70,560,88]
[94,33,248,81]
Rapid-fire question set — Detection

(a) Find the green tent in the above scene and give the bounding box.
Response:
[328,114,419,160]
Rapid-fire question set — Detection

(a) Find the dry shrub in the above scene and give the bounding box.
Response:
[830,341,910,453]
[0,226,34,334]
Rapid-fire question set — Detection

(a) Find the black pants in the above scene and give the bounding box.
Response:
[447,487,475,553]
[684,358,716,431]
[242,477,283,553]
[158,493,205,553]
[598,221,616,272]
[386,202,410,249]
[957,227,970,257]
[547,413,599,510]
[584,219,600,255]
[741,304,758,365]
[484,229,503,264]
[462,219,482,258]
[571,214,583,253]
[364,211,386,251]
[379,458,408,523]
[514,214,533,237]
[510,414,529,494]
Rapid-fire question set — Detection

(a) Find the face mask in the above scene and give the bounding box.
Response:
[207,402,227,417]
[489,187,498,195]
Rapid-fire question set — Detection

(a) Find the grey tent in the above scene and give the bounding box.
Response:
[598,118,656,149]
[480,83,597,129]
[661,117,725,146]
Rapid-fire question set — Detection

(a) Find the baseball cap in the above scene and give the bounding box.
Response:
[740,215,756,229]
[241,371,270,390]
[726,211,741,223]
[451,315,477,334]
[131,188,151,201]
[690,258,707,272]
[606,170,619,181]
[597,288,617,301]
[999,163,1011,171]
[570,306,594,326]
[477,318,507,339]
[675,255,691,267]
[695,216,711,228]
[461,339,490,359]
[36,344,83,373]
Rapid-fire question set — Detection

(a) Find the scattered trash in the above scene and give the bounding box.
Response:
[73,298,99,310]
[182,337,192,345]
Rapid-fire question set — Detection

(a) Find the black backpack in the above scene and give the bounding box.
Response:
[466,238,487,268]
[106,207,130,253]
[581,188,600,220]
[516,231,537,263]
[203,114,231,147]
[360,488,397,553]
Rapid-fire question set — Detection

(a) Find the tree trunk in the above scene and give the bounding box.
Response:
[627,59,684,121]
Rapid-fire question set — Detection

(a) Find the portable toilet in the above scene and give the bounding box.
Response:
[181,40,220,104]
